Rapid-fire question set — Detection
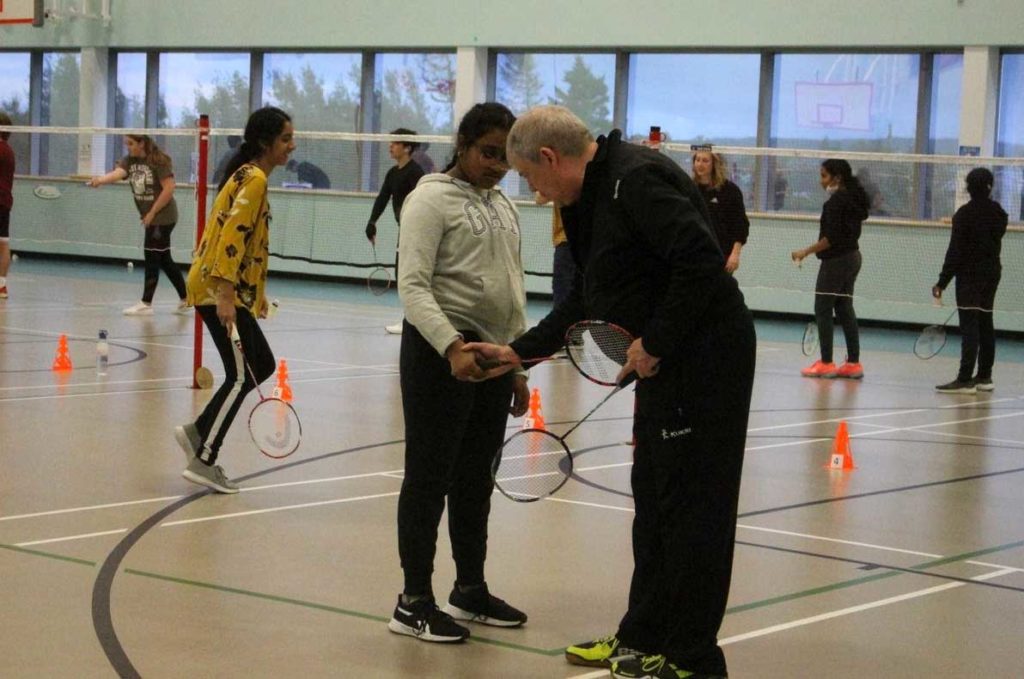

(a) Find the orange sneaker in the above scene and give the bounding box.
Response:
[801,360,837,378]
[836,362,864,379]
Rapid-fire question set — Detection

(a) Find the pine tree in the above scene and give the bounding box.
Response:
[550,56,611,134]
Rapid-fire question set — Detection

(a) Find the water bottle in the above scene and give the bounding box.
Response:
[97,329,109,376]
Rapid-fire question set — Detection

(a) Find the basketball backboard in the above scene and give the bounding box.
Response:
[0,0,44,26]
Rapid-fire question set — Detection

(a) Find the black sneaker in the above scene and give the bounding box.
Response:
[935,379,976,394]
[611,654,727,678]
[441,582,527,627]
[974,377,994,392]
[387,595,469,643]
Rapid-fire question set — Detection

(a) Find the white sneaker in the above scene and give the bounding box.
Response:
[385,322,403,335]
[123,301,154,316]
[174,300,192,315]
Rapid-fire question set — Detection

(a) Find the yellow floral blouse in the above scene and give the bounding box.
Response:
[186,164,271,315]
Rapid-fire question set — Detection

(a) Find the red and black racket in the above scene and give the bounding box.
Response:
[230,325,302,459]
[491,320,636,502]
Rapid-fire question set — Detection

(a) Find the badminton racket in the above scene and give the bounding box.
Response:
[914,309,957,360]
[230,325,302,458]
[478,320,633,379]
[491,321,636,502]
[801,321,819,356]
[367,243,392,295]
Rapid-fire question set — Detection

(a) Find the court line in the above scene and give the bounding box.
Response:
[17,528,129,547]
[160,491,401,526]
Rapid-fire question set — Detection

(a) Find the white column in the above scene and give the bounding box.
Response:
[956,47,1002,209]
[78,47,110,176]
[454,47,487,128]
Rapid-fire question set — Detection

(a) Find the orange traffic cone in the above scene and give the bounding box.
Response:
[825,420,855,470]
[522,387,546,431]
[51,334,73,372]
[272,359,293,402]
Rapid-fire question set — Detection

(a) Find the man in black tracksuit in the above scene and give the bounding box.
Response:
[462,106,756,679]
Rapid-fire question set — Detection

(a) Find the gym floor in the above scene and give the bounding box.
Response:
[2,257,1023,678]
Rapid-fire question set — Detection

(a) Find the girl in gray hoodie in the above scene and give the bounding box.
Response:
[387,103,531,644]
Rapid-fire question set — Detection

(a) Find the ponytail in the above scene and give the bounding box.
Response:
[216,107,292,192]
[821,158,869,213]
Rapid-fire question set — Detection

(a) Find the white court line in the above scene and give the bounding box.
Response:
[17,528,128,547]
[569,568,1019,679]
[0,468,406,523]
[161,491,401,526]
[717,567,1018,645]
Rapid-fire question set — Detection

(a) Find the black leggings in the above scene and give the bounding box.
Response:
[396,321,514,597]
[814,250,862,363]
[193,306,275,465]
[956,273,1000,381]
[142,248,187,304]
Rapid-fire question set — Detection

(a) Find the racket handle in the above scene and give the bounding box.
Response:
[477,358,506,370]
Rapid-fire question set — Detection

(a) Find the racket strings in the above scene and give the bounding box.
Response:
[566,324,632,386]
[249,398,302,458]
[493,430,572,501]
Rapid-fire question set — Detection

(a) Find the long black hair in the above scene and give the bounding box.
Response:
[217,106,292,192]
[443,102,516,172]
[821,158,870,213]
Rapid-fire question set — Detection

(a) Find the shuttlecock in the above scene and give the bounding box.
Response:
[11,253,17,262]
[127,261,134,270]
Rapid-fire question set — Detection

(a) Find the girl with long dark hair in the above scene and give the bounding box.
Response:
[792,158,869,379]
[89,134,189,315]
[388,103,530,643]
[174,107,295,494]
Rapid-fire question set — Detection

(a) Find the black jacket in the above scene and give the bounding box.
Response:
[817,189,867,260]
[937,197,1008,289]
[698,180,749,256]
[369,160,426,226]
[510,131,748,414]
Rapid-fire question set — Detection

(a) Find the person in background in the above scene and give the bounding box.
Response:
[535,190,577,306]
[691,147,749,274]
[88,135,189,316]
[285,158,331,189]
[412,141,437,174]
[792,158,869,380]
[932,167,1008,394]
[0,112,14,300]
[366,127,426,334]
[388,103,530,644]
[175,107,295,494]
[211,135,242,187]
[464,105,756,679]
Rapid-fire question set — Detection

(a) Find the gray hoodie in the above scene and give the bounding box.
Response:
[398,173,527,357]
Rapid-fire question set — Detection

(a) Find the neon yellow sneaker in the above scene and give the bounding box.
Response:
[565,634,643,667]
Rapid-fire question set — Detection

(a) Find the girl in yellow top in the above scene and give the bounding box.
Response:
[176,107,295,494]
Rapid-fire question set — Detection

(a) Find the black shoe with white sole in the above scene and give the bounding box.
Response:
[387,596,469,643]
[441,582,527,628]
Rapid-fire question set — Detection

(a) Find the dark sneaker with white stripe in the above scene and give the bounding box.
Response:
[935,379,976,394]
[441,582,527,627]
[611,653,726,678]
[974,377,994,392]
[388,596,469,643]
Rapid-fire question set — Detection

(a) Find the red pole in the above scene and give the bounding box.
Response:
[192,114,210,389]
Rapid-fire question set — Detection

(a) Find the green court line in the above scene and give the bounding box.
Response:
[124,568,562,657]
[4,537,1022,657]
[0,542,96,566]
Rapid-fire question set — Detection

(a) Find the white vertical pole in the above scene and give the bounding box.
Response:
[78,47,109,176]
